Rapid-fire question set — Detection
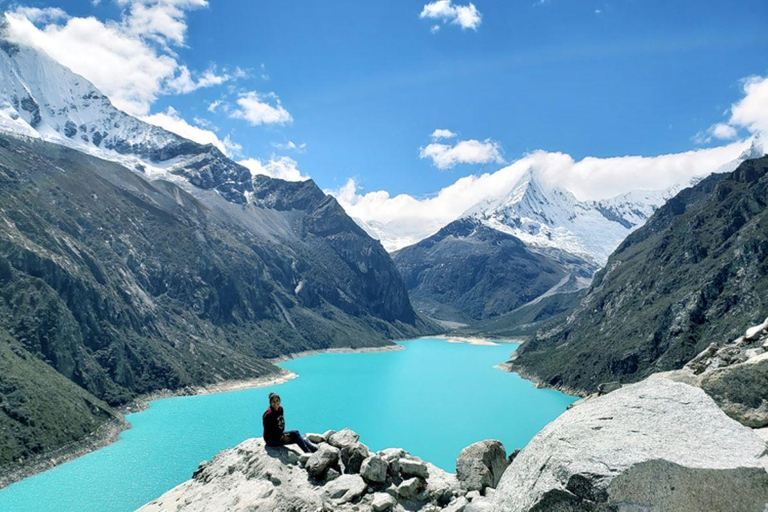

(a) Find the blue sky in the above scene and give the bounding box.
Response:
[8,0,766,195]
[3,0,767,248]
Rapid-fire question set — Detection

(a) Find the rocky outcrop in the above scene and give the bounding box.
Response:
[659,316,768,428]
[139,429,506,511]
[456,440,509,492]
[467,379,768,512]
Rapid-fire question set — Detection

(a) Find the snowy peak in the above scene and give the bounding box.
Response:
[466,167,677,264]
[0,30,254,204]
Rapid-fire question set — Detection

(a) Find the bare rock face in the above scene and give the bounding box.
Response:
[455,440,509,492]
[467,379,768,512]
[138,431,473,512]
[328,428,360,450]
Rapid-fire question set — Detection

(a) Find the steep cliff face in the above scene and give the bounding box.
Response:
[0,134,428,468]
[393,218,594,323]
[509,156,768,394]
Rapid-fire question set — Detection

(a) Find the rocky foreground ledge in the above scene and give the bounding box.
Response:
[139,428,508,511]
[139,377,768,511]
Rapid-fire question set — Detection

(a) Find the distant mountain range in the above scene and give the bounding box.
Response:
[0,30,433,472]
[393,218,595,324]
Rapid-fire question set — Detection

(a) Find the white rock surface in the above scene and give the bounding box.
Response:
[468,379,768,512]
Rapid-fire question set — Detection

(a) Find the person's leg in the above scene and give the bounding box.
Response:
[284,430,317,453]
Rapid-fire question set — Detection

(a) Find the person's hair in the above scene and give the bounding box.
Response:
[268,392,280,403]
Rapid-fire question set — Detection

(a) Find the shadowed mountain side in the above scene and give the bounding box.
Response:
[0,134,432,466]
[393,218,595,324]
[509,156,768,394]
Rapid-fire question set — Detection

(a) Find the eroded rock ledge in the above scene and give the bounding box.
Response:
[139,429,509,512]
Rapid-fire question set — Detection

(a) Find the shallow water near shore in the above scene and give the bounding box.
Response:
[0,337,576,512]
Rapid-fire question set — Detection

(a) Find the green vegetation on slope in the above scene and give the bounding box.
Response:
[510,157,768,394]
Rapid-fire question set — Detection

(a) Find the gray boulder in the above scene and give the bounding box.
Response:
[328,428,360,449]
[397,477,427,501]
[306,432,325,444]
[371,491,396,511]
[399,458,429,478]
[360,455,388,484]
[456,440,508,492]
[305,443,340,479]
[467,378,768,512]
[341,442,369,474]
[323,474,366,504]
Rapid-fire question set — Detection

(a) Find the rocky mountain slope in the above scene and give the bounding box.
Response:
[0,132,429,472]
[393,219,595,324]
[508,156,768,394]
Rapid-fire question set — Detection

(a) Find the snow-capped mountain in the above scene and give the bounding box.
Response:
[464,169,681,264]
[0,29,252,204]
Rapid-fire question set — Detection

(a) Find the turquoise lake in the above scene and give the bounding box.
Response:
[0,338,577,511]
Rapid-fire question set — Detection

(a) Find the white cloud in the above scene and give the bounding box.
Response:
[273,141,307,152]
[431,128,457,139]
[698,75,768,144]
[11,7,69,24]
[3,1,234,116]
[332,142,747,251]
[142,107,241,156]
[420,1,482,31]
[729,75,768,136]
[230,91,292,126]
[420,138,504,169]
[239,156,309,182]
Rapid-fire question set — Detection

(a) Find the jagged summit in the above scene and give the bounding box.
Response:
[0,27,257,204]
[464,166,679,264]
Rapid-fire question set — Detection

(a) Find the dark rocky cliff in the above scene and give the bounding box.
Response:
[509,156,768,394]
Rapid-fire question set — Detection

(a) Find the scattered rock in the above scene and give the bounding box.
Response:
[397,477,426,501]
[443,496,469,512]
[326,468,340,482]
[466,490,480,501]
[399,458,429,478]
[305,443,340,479]
[360,455,388,484]
[306,432,325,444]
[323,474,366,504]
[507,449,520,464]
[456,440,508,492]
[596,381,622,395]
[341,442,369,474]
[328,428,360,449]
[322,429,336,441]
[371,491,396,511]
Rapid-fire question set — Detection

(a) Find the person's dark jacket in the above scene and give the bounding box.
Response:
[262,406,285,444]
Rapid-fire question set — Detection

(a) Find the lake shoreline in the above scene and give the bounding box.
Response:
[0,344,410,490]
[0,339,530,492]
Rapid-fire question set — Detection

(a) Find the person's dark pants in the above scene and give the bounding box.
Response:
[266,430,317,453]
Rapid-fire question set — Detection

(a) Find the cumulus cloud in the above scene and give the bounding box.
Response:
[420,138,505,169]
[333,142,747,251]
[230,92,293,126]
[3,1,235,116]
[142,107,241,156]
[431,128,457,139]
[420,1,482,31]
[239,156,309,182]
[697,75,768,144]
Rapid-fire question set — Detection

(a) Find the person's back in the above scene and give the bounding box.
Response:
[261,393,317,453]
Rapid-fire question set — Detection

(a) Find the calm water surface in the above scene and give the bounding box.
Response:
[0,338,576,511]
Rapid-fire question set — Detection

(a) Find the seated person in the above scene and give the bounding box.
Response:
[262,392,318,453]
